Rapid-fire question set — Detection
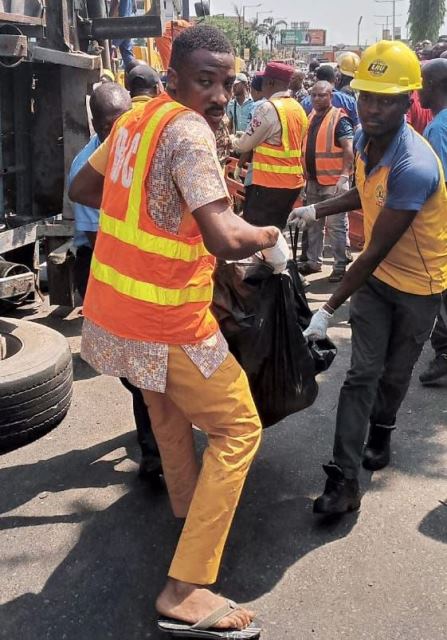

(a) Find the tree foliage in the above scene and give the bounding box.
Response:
[205,16,259,59]
[408,0,445,43]
[254,17,288,53]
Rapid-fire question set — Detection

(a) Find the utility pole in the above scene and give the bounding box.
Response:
[375,12,402,40]
[357,15,363,48]
[374,0,403,40]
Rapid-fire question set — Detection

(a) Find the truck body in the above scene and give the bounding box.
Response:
[0,0,165,307]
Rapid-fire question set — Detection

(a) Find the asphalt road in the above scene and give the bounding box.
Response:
[1,267,446,640]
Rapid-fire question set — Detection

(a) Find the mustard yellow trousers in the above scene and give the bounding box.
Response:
[141,345,262,585]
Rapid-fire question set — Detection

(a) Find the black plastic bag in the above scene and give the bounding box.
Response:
[212,258,336,428]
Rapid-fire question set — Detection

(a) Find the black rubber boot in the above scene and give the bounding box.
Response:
[362,424,393,471]
[313,463,361,515]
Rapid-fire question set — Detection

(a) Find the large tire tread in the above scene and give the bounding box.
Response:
[0,317,73,454]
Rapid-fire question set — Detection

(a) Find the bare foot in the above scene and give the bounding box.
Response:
[156,578,255,630]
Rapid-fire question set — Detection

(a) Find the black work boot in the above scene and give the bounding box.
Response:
[362,424,393,471]
[419,354,447,385]
[313,463,361,515]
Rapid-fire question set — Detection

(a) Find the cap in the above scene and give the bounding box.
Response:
[263,62,294,83]
[251,72,264,92]
[234,72,249,84]
[127,65,160,89]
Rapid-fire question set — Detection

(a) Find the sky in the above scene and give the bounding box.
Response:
[194,0,447,46]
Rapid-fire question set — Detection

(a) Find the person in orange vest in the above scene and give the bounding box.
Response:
[69,24,288,640]
[233,61,308,230]
[301,81,354,282]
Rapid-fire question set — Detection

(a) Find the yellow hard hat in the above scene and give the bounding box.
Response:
[338,51,360,78]
[351,40,422,94]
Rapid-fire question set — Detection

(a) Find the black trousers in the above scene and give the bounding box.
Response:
[333,276,441,478]
[430,291,447,356]
[120,378,160,462]
[243,184,301,230]
[73,245,93,300]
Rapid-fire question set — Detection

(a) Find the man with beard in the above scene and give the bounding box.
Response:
[289,40,447,515]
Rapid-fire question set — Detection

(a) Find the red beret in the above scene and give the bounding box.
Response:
[264,61,294,83]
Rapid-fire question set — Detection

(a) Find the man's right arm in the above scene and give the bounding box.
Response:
[288,187,362,228]
[69,163,105,210]
[192,198,279,259]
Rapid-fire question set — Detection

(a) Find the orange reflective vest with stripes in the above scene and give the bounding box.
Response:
[83,93,219,344]
[252,97,307,189]
[303,107,346,186]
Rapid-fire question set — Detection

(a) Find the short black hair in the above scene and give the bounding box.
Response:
[90,82,131,120]
[170,24,233,71]
[316,65,336,83]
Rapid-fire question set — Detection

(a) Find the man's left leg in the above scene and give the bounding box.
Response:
[314,278,393,515]
[325,212,348,282]
[143,347,262,631]
[364,290,441,470]
[419,291,447,385]
[119,377,162,483]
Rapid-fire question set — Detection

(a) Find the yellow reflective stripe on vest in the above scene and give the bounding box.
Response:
[272,99,290,151]
[126,101,183,227]
[252,162,303,175]
[100,211,209,262]
[255,145,302,159]
[91,255,212,306]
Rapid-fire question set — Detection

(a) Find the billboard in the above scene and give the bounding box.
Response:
[280,29,326,46]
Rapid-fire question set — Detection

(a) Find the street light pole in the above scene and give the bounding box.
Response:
[357,15,363,47]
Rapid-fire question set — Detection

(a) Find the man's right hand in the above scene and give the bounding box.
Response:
[261,233,289,273]
[287,204,317,229]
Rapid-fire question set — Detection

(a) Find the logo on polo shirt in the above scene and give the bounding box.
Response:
[368,60,388,76]
[375,184,386,207]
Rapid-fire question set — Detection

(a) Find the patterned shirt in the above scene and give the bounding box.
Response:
[81,110,231,392]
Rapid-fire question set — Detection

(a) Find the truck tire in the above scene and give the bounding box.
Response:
[0,317,73,454]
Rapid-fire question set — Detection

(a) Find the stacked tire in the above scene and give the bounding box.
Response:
[0,317,73,454]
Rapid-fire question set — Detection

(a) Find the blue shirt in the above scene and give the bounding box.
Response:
[423,108,447,178]
[119,0,136,16]
[355,121,440,211]
[301,90,359,129]
[226,97,255,133]
[69,135,101,248]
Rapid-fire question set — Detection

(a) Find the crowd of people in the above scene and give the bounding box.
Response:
[68,24,447,640]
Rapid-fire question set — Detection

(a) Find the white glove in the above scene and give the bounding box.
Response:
[262,233,289,274]
[303,307,334,340]
[335,175,350,195]
[287,204,317,230]
[230,132,243,148]
[234,165,242,182]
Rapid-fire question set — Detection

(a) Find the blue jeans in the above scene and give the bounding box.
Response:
[305,180,348,270]
[113,38,135,70]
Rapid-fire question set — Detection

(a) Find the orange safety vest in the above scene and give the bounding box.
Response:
[83,93,219,344]
[303,107,346,186]
[252,97,307,189]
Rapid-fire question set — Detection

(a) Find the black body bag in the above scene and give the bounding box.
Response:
[212,259,337,428]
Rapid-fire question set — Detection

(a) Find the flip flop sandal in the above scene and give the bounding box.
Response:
[157,599,262,639]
